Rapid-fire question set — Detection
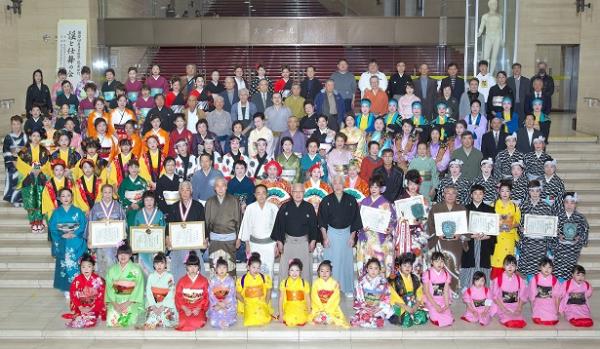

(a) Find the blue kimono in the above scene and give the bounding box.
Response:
[132,208,166,276]
[495,111,519,135]
[227,176,255,205]
[299,153,328,182]
[355,113,375,133]
[50,204,87,292]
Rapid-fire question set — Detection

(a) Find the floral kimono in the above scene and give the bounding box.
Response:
[105,261,145,327]
[208,275,237,328]
[310,277,349,328]
[144,271,178,328]
[65,273,106,328]
[350,273,394,328]
[388,272,428,327]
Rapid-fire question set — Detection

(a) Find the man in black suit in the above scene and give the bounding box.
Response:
[251,78,273,113]
[531,61,555,97]
[413,63,438,120]
[439,62,465,101]
[481,115,507,160]
[524,77,552,115]
[516,114,542,153]
[300,65,322,102]
[219,76,239,113]
[507,63,531,125]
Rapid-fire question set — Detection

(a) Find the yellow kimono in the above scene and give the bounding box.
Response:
[279,277,310,326]
[236,272,273,327]
[107,152,135,187]
[41,176,71,219]
[309,277,348,328]
[72,155,108,182]
[390,273,424,314]
[340,126,366,159]
[491,199,522,268]
[15,145,52,178]
[72,175,104,212]
[139,150,165,184]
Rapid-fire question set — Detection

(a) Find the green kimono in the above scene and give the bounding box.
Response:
[407,156,439,201]
[105,261,145,327]
[118,175,148,231]
[276,153,301,184]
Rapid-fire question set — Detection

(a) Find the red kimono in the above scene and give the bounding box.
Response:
[175,274,209,331]
[64,273,106,328]
[168,128,194,157]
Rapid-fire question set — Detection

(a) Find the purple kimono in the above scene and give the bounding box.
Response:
[465,113,488,150]
[208,275,237,328]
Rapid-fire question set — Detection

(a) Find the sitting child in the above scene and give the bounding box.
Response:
[208,257,237,329]
[388,253,428,327]
[174,251,209,331]
[491,255,527,328]
[461,271,496,326]
[422,252,454,327]
[560,265,594,327]
[144,252,177,329]
[529,257,561,325]
[310,260,349,328]
[236,252,273,327]
[64,253,106,328]
[350,258,395,328]
[278,258,311,326]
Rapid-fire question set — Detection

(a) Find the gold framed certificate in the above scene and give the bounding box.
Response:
[168,221,205,250]
[130,226,165,253]
[89,220,126,248]
[524,214,558,237]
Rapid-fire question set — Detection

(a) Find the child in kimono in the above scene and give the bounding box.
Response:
[310,260,348,328]
[144,252,178,329]
[560,265,594,327]
[350,258,395,328]
[175,251,209,331]
[236,252,273,327]
[64,253,106,328]
[461,271,496,326]
[388,254,428,327]
[278,259,311,327]
[529,257,561,325]
[105,244,145,328]
[491,255,527,328]
[422,252,454,327]
[208,257,237,328]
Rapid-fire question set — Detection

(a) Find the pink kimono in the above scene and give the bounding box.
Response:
[422,269,454,327]
[529,273,561,325]
[461,285,496,326]
[559,279,594,327]
[491,272,527,328]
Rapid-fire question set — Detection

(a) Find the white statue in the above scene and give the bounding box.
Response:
[477,0,503,73]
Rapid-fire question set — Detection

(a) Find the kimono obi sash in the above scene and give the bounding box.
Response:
[473,299,486,308]
[502,291,518,304]
[250,236,274,244]
[183,288,204,304]
[286,290,305,302]
[418,170,432,181]
[567,292,586,305]
[364,290,383,306]
[152,287,169,303]
[127,91,138,102]
[103,91,115,101]
[125,190,144,204]
[244,285,264,298]
[317,289,333,304]
[77,287,98,305]
[212,287,230,301]
[150,88,163,97]
[98,146,111,159]
[432,282,445,297]
[536,285,553,299]
[163,191,180,205]
[113,280,136,295]
[281,169,297,182]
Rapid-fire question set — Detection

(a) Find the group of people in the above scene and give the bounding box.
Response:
[2,57,592,331]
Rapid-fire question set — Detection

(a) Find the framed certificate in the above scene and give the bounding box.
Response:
[130,226,165,253]
[434,211,468,237]
[89,220,126,248]
[360,205,391,234]
[524,214,558,237]
[169,221,205,250]
[468,211,500,236]
[394,195,426,224]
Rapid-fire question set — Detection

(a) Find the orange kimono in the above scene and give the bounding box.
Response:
[343,176,369,203]
[142,129,170,157]
[129,132,143,159]
[87,111,115,138]
[73,175,104,212]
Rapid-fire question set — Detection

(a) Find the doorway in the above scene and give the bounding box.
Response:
[535,44,580,113]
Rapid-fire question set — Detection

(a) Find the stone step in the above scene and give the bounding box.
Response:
[0,240,50,256]
[0,255,54,271]
[0,271,54,288]
[555,161,600,170]
[560,172,600,180]
[552,153,600,161]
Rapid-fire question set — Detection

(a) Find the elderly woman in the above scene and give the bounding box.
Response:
[230,88,257,133]
[326,133,353,183]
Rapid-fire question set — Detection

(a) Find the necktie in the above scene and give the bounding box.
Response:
[494,132,499,147]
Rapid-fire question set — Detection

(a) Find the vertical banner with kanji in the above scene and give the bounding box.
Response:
[57,19,87,89]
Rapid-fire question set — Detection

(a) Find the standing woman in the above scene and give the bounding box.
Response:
[167,181,206,281]
[146,64,170,97]
[3,115,27,205]
[26,69,52,113]
[133,190,166,276]
[87,184,126,277]
[165,78,186,113]
[553,192,589,281]
[73,159,103,212]
[155,157,181,216]
[110,95,136,139]
[118,159,148,230]
[49,188,87,299]
[41,159,73,223]
[139,135,165,190]
[86,97,114,139]
[326,133,354,182]
[340,114,367,160]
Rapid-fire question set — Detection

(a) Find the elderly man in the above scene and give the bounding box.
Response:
[206,94,233,147]
[317,175,362,295]
[314,79,346,131]
[265,92,292,137]
[284,83,306,118]
[427,185,467,291]
[531,61,555,97]
[387,61,412,100]
[358,59,388,96]
[439,63,465,101]
[219,76,239,112]
[184,94,205,134]
[507,63,530,124]
[451,131,484,181]
[205,177,241,276]
[237,184,279,277]
[251,78,273,113]
[230,88,257,132]
[271,183,319,282]
[413,63,438,119]
[274,116,306,156]
[363,76,389,116]
[233,65,247,92]
[191,153,224,202]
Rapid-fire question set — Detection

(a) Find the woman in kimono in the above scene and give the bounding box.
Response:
[388,254,428,327]
[350,258,394,328]
[64,253,106,328]
[408,141,438,200]
[422,251,455,327]
[491,255,527,328]
[392,119,417,170]
[93,118,119,163]
[408,101,431,143]
[428,127,451,174]
[398,82,420,118]
[518,180,554,280]
[108,138,136,187]
[310,260,349,328]
[142,114,170,156]
[465,100,488,150]
[167,181,206,281]
[493,133,523,180]
[50,130,81,175]
[491,180,522,281]
[110,94,136,139]
[355,99,376,132]
[3,115,27,205]
[169,114,194,157]
[303,162,332,214]
[105,244,145,328]
[509,160,529,206]
[16,129,51,177]
[531,97,551,142]
[340,114,367,159]
[260,160,291,207]
[146,64,169,97]
[208,257,237,329]
[144,252,178,329]
[276,137,301,184]
[496,96,519,135]
[435,159,470,205]
[383,99,401,126]
[73,159,103,212]
[343,159,369,202]
[41,115,56,153]
[278,258,311,326]
[132,191,166,276]
[470,158,498,206]
[366,117,393,156]
[540,158,565,213]
[529,257,562,325]
[326,133,353,182]
[553,192,589,281]
[118,159,148,230]
[560,265,593,327]
[356,176,397,277]
[73,137,108,181]
[165,79,186,113]
[430,102,456,142]
[523,136,551,180]
[299,138,327,182]
[87,97,114,139]
[247,138,272,181]
[42,159,73,222]
[87,184,126,277]
[155,157,181,216]
[175,251,209,331]
[139,135,165,190]
[49,188,87,298]
[173,139,197,181]
[461,271,496,326]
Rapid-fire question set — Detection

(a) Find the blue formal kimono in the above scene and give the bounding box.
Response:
[299,153,328,182]
[227,176,256,205]
[50,204,88,292]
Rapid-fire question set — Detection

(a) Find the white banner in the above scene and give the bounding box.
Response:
[57,19,87,89]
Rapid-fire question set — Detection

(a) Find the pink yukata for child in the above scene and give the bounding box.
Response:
[461,285,496,326]
[559,279,594,327]
[491,272,527,328]
[528,273,562,325]
[422,269,454,327]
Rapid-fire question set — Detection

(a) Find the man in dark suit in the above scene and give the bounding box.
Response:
[524,77,552,115]
[481,115,507,160]
[251,78,273,113]
[531,61,555,97]
[300,65,322,102]
[439,63,465,101]
[233,65,248,93]
[219,76,239,113]
[507,63,531,125]
[413,63,438,120]
[516,114,542,153]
